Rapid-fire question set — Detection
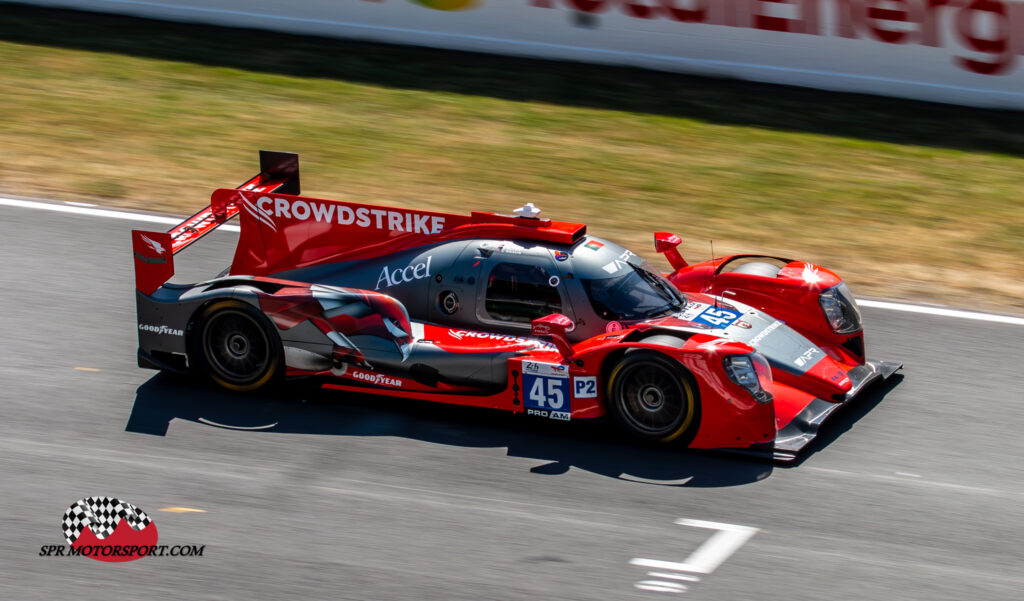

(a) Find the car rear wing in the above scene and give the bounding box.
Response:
[132,150,300,294]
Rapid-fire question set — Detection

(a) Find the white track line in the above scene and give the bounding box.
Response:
[0,196,240,231]
[646,572,701,582]
[2,196,1020,324]
[856,299,1024,326]
[635,580,687,593]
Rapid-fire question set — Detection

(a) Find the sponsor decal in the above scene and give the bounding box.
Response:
[794,347,823,367]
[529,0,1024,76]
[349,368,404,388]
[674,302,708,322]
[139,323,184,336]
[250,196,446,235]
[602,249,636,274]
[240,194,277,232]
[734,320,752,329]
[554,251,569,262]
[523,360,569,378]
[527,408,571,421]
[748,320,783,347]
[171,206,224,246]
[40,497,205,561]
[139,234,165,255]
[584,240,604,251]
[605,321,623,333]
[829,370,852,387]
[376,256,433,290]
[448,329,554,348]
[573,376,598,399]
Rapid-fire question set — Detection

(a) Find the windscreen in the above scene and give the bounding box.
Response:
[581,261,686,321]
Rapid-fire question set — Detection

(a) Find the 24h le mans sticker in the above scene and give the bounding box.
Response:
[60,497,159,562]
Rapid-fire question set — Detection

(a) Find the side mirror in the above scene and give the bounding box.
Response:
[531,314,575,358]
[653,232,688,271]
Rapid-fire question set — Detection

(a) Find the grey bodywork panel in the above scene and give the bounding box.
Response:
[140,234,824,382]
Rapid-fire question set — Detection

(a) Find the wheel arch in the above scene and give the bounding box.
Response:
[598,331,692,389]
[602,348,703,444]
[186,295,283,391]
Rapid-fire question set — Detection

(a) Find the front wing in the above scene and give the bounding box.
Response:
[770,359,902,461]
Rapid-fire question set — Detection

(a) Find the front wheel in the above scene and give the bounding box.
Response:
[195,300,282,392]
[606,352,700,444]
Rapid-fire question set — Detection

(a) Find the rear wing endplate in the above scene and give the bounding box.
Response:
[132,150,299,294]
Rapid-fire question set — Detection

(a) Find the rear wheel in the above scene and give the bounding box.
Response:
[606,352,700,444]
[196,300,281,392]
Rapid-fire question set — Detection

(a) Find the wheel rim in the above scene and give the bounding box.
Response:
[203,309,270,383]
[616,362,691,436]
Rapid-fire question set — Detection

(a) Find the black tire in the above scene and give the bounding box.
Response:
[195,300,282,392]
[730,261,782,278]
[606,352,700,444]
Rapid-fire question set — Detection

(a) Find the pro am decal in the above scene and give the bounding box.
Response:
[523,361,571,420]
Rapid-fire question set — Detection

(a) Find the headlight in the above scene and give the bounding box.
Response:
[819,283,863,334]
[723,353,773,403]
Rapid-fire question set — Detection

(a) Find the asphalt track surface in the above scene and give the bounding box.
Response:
[1,199,1022,601]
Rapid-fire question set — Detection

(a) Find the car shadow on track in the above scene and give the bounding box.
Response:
[125,373,773,488]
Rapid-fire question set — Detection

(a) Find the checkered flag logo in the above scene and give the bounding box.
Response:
[62,497,153,545]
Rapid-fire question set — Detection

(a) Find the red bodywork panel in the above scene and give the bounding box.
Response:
[669,256,867,368]
[131,230,174,295]
[219,188,586,277]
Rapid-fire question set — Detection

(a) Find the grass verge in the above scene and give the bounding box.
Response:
[0,4,1021,311]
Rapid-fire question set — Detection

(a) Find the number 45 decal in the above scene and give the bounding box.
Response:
[697,307,740,327]
[528,377,566,410]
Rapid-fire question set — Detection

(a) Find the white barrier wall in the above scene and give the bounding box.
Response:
[18,0,1024,109]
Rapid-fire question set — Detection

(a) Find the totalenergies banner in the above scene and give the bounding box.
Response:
[25,0,1024,108]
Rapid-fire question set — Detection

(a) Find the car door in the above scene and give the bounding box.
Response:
[475,252,575,335]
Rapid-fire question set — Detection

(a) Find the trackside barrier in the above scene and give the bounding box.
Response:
[20,0,1024,109]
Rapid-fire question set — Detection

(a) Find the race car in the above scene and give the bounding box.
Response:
[132,151,901,461]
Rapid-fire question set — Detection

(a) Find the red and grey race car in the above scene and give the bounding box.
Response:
[132,151,900,461]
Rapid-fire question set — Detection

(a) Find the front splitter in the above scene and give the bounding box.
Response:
[771,359,903,461]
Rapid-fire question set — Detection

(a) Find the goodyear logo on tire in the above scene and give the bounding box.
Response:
[410,0,477,10]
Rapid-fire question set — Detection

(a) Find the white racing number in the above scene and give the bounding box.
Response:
[529,378,565,409]
[523,368,570,420]
[693,306,741,329]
